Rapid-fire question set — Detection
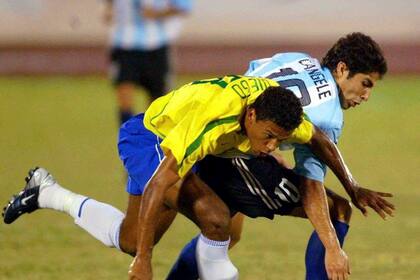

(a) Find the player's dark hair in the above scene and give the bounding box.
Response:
[250,86,303,131]
[321,32,387,78]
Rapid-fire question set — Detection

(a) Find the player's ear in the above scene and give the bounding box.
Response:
[335,61,349,79]
[246,107,257,122]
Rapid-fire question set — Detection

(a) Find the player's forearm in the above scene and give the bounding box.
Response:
[136,179,168,258]
[103,0,113,24]
[136,154,180,259]
[301,178,340,251]
[142,6,189,20]
[307,126,357,195]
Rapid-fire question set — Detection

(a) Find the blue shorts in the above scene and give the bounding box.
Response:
[118,114,165,195]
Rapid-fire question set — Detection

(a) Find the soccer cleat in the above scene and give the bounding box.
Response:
[2,167,56,224]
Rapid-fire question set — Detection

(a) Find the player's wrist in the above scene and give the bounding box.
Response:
[322,232,341,252]
[324,242,341,253]
[135,250,153,261]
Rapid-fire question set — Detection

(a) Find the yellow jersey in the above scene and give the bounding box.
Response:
[144,75,313,177]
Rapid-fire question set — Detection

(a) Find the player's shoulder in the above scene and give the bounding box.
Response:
[216,75,278,89]
[246,52,315,76]
[271,52,313,62]
[223,75,278,99]
[259,52,313,66]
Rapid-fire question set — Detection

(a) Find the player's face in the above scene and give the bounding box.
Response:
[334,62,380,110]
[244,108,292,156]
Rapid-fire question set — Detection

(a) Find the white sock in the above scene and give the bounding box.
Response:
[196,234,239,280]
[74,198,124,249]
[38,182,86,218]
[38,182,124,249]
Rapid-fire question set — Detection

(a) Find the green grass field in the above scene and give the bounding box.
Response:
[0,75,419,279]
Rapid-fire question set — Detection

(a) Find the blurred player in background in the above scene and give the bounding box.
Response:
[168,32,395,280]
[103,0,192,126]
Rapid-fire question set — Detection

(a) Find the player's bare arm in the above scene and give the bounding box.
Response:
[301,178,350,280]
[103,0,113,24]
[306,125,395,219]
[141,5,189,20]
[129,151,180,280]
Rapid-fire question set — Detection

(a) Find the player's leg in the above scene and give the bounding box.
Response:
[229,212,245,248]
[173,173,238,280]
[118,194,177,256]
[116,82,136,124]
[110,48,138,125]
[2,167,125,249]
[140,45,171,101]
[2,167,178,257]
[3,114,178,257]
[289,187,352,280]
[167,156,246,280]
[326,188,352,224]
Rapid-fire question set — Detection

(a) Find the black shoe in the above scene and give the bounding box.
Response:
[2,167,55,224]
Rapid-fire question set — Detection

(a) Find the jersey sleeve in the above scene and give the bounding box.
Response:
[245,58,271,75]
[292,126,341,182]
[245,53,310,79]
[286,117,314,144]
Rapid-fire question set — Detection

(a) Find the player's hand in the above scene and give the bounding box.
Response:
[325,248,350,280]
[141,6,161,19]
[103,8,113,24]
[349,185,395,219]
[128,256,152,280]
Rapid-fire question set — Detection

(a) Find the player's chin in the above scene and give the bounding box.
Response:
[342,102,352,110]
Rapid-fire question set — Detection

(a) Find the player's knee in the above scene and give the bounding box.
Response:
[196,200,231,240]
[119,238,136,256]
[118,220,137,256]
[332,197,353,223]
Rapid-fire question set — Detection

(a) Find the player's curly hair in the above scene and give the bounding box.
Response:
[250,86,303,131]
[321,32,387,78]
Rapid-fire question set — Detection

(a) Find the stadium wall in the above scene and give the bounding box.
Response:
[0,0,418,75]
[0,43,419,75]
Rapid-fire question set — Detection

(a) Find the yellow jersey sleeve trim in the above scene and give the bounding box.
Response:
[287,118,314,144]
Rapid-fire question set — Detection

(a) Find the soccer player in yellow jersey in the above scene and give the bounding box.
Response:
[5,75,365,279]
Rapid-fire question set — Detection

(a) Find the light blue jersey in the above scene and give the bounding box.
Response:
[246,52,343,182]
[110,0,192,50]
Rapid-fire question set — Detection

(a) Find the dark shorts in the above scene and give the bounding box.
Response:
[198,155,303,219]
[110,46,170,99]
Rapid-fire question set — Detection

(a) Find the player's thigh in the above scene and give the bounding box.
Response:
[288,187,351,221]
[287,192,335,219]
[119,194,142,244]
[118,194,141,254]
[120,193,177,248]
[177,173,231,239]
[325,188,352,223]
[110,48,140,86]
[118,115,177,247]
[140,46,170,99]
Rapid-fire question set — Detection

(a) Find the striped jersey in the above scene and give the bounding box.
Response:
[110,0,192,50]
[246,52,343,182]
[143,75,314,177]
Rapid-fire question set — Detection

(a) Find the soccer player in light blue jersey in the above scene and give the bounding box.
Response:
[104,0,192,126]
[169,32,395,280]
